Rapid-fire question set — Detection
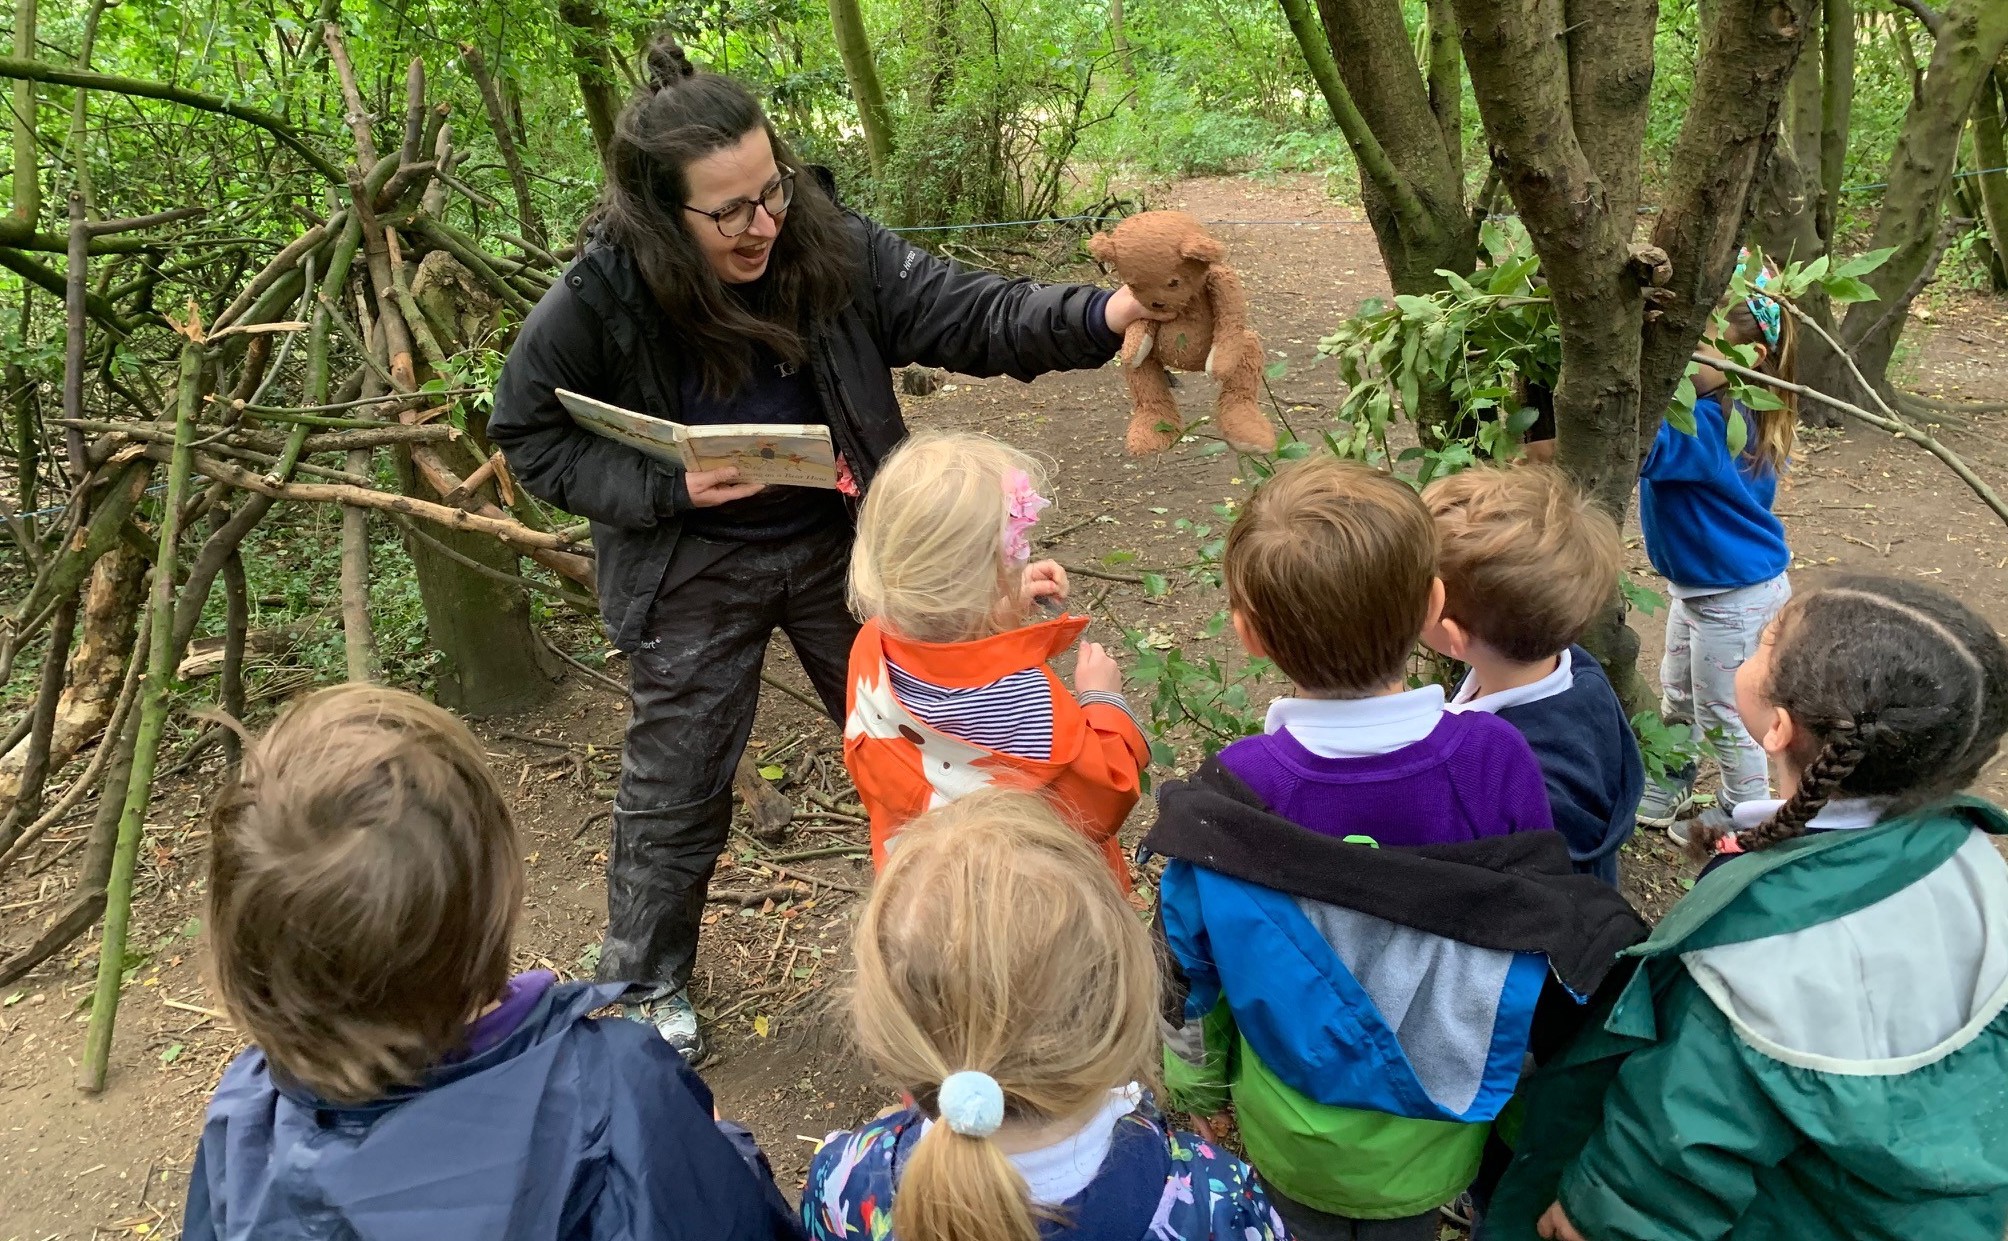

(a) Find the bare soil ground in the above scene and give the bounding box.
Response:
[4,173,2006,1240]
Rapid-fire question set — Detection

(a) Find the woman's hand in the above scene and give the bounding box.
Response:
[1020,559,1070,614]
[686,466,765,507]
[1537,1202,1589,1241]
[1104,285,1175,335]
[1074,641,1123,695]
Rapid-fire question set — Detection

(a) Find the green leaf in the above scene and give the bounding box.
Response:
[1141,572,1170,598]
[1666,376,1699,436]
[1356,296,1386,318]
[1832,246,1898,279]
[1724,406,1749,458]
[758,764,786,781]
[1618,573,1668,617]
[160,1043,185,1065]
[2,991,21,1007]
[1797,254,1829,283]
[1102,549,1137,565]
[1263,359,1288,381]
[1820,274,1879,304]
[1392,294,1439,320]
[1506,404,1541,436]
[1197,440,1229,458]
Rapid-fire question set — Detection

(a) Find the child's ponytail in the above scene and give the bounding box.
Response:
[1724,291,1797,472]
[1736,576,2008,852]
[897,1081,1042,1241]
[845,789,1161,1241]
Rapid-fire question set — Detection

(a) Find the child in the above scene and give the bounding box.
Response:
[1492,575,2008,1241]
[1149,457,1644,1241]
[801,789,1287,1241]
[1423,464,1644,883]
[1635,272,1798,828]
[181,686,802,1241]
[845,430,1148,883]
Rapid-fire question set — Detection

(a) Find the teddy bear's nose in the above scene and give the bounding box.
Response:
[1150,300,1167,310]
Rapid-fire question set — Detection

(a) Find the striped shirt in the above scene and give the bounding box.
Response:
[885,659,1055,761]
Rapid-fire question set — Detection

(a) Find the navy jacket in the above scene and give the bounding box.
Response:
[181,981,804,1241]
[1637,392,1790,592]
[1492,648,1644,885]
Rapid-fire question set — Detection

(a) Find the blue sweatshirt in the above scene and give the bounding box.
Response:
[1637,392,1790,592]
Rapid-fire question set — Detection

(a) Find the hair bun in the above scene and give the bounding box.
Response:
[644,38,696,92]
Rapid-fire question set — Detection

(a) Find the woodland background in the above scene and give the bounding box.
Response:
[0,0,2006,1234]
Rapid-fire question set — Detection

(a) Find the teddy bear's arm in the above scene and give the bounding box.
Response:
[1204,264,1252,376]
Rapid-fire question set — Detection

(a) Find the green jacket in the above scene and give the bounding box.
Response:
[1489,798,2008,1241]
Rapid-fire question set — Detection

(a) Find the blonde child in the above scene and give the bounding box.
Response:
[800,789,1287,1241]
[845,431,1148,884]
[1423,465,1643,884]
[182,686,800,1241]
[1490,575,2008,1241]
[1636,269,1799,828]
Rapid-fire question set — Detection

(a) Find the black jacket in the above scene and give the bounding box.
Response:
[489,200,1121,650]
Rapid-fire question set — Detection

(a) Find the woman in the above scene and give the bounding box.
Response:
[489,39,1157,1061]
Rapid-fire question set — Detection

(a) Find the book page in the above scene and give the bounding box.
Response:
[556,388,684,467]
[683,426,838,489]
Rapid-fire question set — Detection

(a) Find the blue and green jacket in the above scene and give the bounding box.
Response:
[1147,759,1645,1218]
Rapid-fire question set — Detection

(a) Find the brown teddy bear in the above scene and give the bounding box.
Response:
[1088,211,1276,455]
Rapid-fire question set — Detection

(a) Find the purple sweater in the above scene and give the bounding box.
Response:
[1216,711,1554,846]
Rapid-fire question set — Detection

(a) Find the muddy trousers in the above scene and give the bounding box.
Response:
[596,525,855,995]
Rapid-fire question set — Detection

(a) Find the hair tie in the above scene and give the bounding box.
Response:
[937,1070,1005,1137]
[1003,469,1050,564]
[1735,247,1783,348]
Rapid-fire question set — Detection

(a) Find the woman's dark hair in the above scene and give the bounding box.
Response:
[1739,575,2008,850]
[593,37,856,396]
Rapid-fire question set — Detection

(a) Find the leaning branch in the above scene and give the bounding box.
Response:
[1699,352,2008,527]
[0,57,346,183]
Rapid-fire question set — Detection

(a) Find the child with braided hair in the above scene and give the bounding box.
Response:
[1487,574,2008,1241]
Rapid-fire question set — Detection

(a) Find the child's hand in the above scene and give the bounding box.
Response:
[1021,559,1070,614]
[1074,641,1123,695]
[1537,1203,1588,1241]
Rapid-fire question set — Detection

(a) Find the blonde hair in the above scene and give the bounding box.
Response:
[1225,456,1438,695]
[1722,291,1799,473]
[1424,465,1623,662]
[848,789,1161,1241]
[849,431,1047,643]
[206,685,523,1104]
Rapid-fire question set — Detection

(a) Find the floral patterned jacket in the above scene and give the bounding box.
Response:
[800,1096,1288,1241]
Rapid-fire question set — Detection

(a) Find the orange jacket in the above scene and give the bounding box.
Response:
[844,614,1149,888]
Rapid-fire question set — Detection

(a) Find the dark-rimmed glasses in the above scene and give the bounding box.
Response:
[683,171,796,238]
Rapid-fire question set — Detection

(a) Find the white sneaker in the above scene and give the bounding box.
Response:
[623,989,705,1063]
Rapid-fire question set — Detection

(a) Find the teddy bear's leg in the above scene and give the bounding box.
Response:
[1214,328,1277,454]
[1121,324,1183,454]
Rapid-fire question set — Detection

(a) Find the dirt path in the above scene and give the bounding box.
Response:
[3,174,2006,1240]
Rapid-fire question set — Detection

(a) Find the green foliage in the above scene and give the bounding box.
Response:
[1315,219,1558,479]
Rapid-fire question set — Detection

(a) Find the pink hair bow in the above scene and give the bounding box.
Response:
[1003,469,1050,563]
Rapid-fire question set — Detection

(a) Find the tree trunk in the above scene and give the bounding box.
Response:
[1636,0,1819,443]
[828,0,895,177]
[1817,0,1854,244]
[1295,0,1474,294]
[558,0,624,161]
[10,0,36,223]
[0,543,143,800]
[1970,69,2008,291]
[459,43,547,248]
[1749,39,1847,411]
[1838,0,2008,393]
[393,449,554,716]
[1110,0,1135,79]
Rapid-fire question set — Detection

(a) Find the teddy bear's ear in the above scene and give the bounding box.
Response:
[1087,232,1117,265]
[1180,233,1226,264]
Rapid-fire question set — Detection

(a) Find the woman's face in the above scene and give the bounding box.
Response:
[681,128,786,285]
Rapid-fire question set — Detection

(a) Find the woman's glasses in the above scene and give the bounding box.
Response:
[684,171,796,238]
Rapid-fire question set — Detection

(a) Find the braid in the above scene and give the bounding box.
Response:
[1740,721,1870,851]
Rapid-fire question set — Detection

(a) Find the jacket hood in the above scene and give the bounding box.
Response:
[272,980,632,1115]
[1144,758,1647,998]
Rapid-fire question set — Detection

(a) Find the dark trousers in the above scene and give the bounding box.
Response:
[1264,1184,1443,1241]
[597,524,856,993]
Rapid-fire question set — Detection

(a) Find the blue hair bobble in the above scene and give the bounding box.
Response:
[1735,246,1783,348]
[937,1070,1006,1137]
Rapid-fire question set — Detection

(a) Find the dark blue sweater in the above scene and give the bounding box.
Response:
[181,981,804,1241]
[1638,392,1790,592]
[1490,647,1644,885]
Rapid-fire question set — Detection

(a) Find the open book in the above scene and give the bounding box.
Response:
[556,388,838,489]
